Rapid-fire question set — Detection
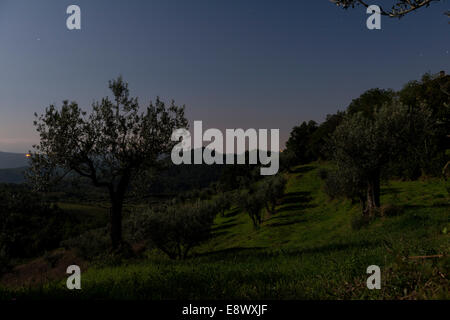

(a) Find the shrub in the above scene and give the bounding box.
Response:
[239,189,266,229]
[215,192,232,217]
[0,185,66,259]
[132,201,217,259]
[61,227,110,260]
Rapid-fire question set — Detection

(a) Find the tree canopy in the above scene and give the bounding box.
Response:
[331,0,442,18]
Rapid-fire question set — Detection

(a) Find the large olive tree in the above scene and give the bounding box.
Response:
[330,102,435,216]
[27,77,188,249]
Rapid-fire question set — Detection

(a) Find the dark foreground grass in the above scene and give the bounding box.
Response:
[1,164,448,300]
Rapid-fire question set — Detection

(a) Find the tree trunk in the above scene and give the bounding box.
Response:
[110,196,124,250]
[364,170,381,217]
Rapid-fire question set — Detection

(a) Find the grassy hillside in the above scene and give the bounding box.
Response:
[1,163,448,300]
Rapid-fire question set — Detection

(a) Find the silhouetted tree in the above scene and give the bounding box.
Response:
[330,102,435,216]
[239,189,266,229]
[132,200,217,259]
[27,77,188,250]
[286,120,318,164]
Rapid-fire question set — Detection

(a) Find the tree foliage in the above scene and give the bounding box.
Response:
[239,189,266,229]
[261,175,287,215]
[132,201,217,260]
[331,0,442,18]
[286,120,318,164]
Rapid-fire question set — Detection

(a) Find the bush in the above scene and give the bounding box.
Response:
[132,201,217,259]
[61,227,110,260]
[0,185,67,259]
[239,189,266,229]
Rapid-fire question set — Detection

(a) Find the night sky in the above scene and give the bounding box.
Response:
[0,0,448,152]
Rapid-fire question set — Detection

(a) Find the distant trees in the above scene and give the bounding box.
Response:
[331,0,442,18]
[27,77,188,250]
[285,112,346,165]
[286,121,318,164]
[132,201,217,260]
[0,186,66,262]
[215,192,232,217]
[346,88,395,118]
[279,149,296,172]
[239,189,266,229]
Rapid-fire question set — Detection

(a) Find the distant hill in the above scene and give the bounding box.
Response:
[0,167,26,184]
[0,151,29,169]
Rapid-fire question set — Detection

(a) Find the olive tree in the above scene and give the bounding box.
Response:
[239,189,266,229]
[132,201,217,260]
[330,102,434,216]
[27,77,188,249]
[261,175,287,215]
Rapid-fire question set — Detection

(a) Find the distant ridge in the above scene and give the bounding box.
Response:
[0,151,29,169]
[0,167,26,184]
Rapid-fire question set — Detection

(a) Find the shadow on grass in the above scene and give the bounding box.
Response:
[281,191,312,205]
[403,203,450,209]
[212,222,239,233]
[291,165,316,174]
[266,217,308,227]
[225,207,241,218]
[274,190,316,216]
[381,187,401,195]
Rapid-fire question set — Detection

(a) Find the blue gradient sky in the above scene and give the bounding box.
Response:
[0,0,448,152]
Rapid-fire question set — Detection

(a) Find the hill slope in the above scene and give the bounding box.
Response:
[0,151,28,169]
[1,163,449,299]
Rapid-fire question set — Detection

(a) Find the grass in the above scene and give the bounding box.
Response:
[1,163,449,300]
